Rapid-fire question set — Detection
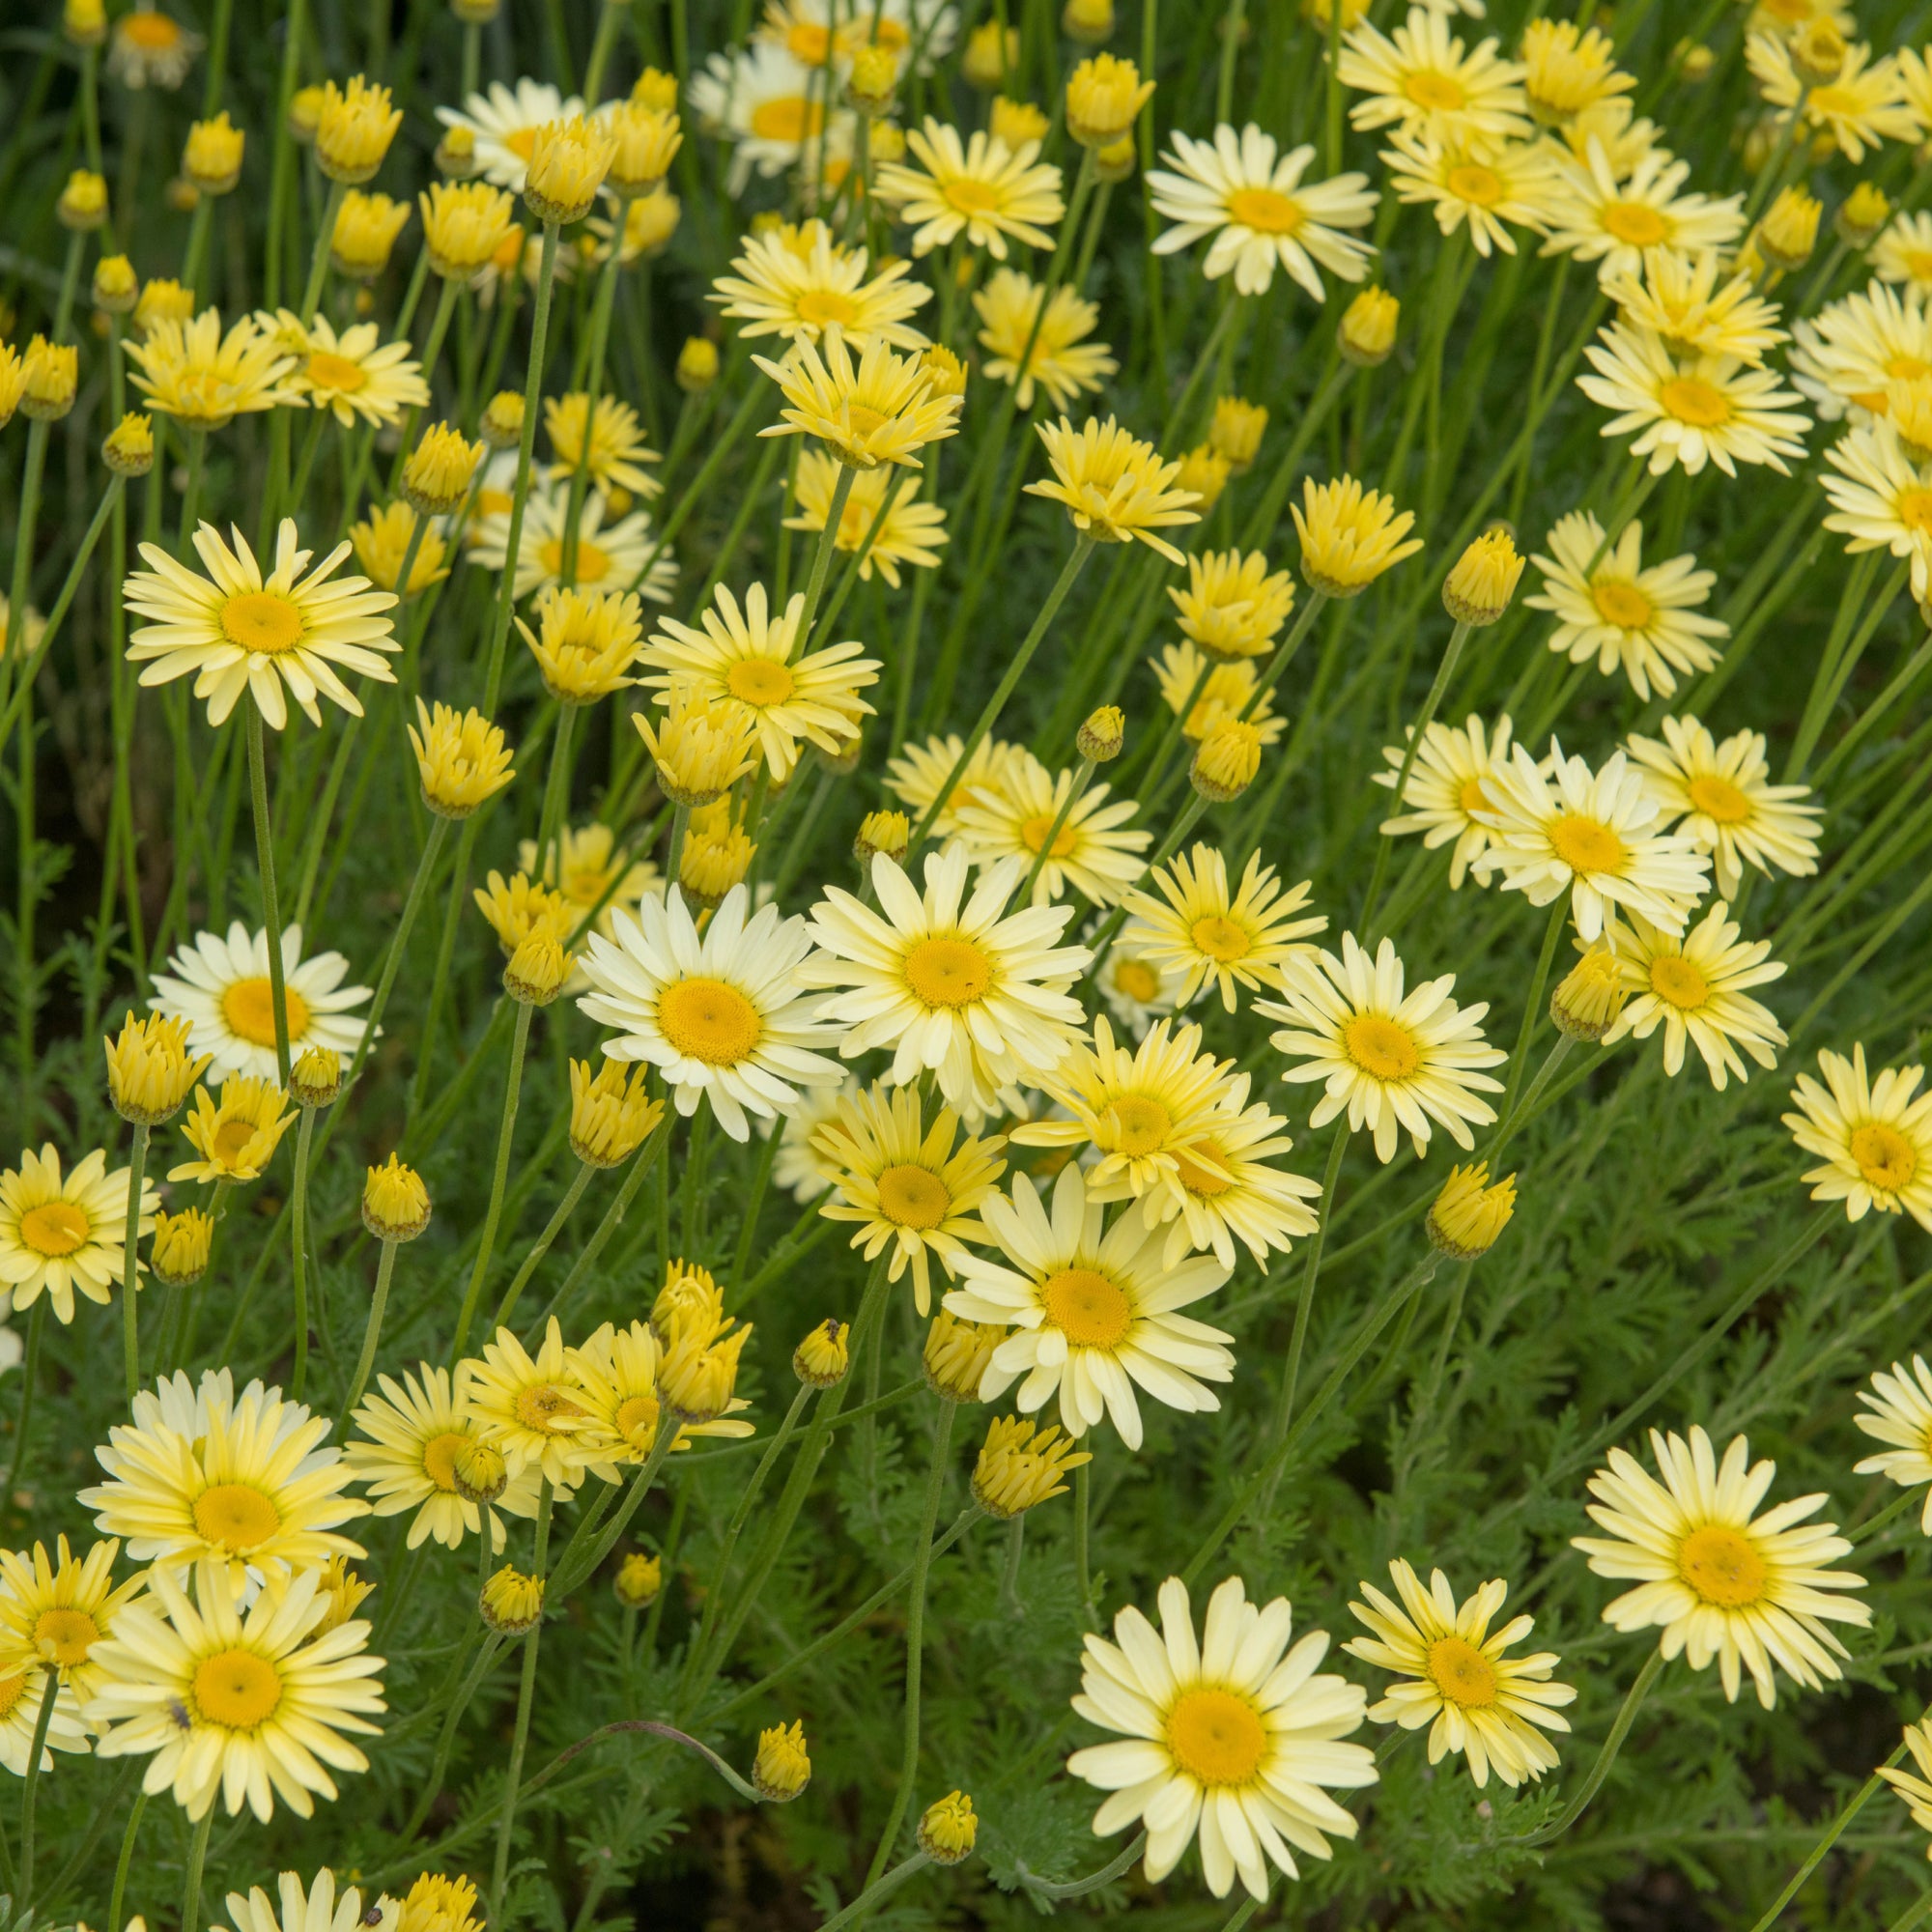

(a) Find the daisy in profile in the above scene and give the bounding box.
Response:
[1380,129,1560,256]
[1373,712,1518,889]
[1065,1574,1376,1900]
[1602,247,1787,367]
[214,1869,388,1932]
[1541,141,1744,283]
[1878,1721,1932,1853]
[1170,548,1296,662]
[124,518,399,730]
[1524,513,1727,700]
[688,44,824,192]
[1853,1356,1932,1531]
[108,4,204,89]
[1625,716,1821,897]
[1122,844,1324,1012]
[640,582,878,781]
[544,393,664,500]
[457,1320,599,1491]
[256,310,429,429]
[1472,738,1711,943]
[1344,1561,1575,1788]
[1747,35,1918,165]
[810,1084,1006,1313]
[1783,1043,1932,1232]
[1150,124,1377,298]
[1574,1425,1869,1707]
[802,846,1092,1115]
[755,332,961,470]
[0,1536,147,1712]
[872,117,1065,260]
[1821,418,1932,600]
[710,218,932,351]
[344,1362,543,1552]
[1875,210,1932,294]
[436,78,588,191]
[1261,933,1504,1163]
[782,452,950,588]
[1338,9,1530,147]
[951,749,1149,906]
[944,1163,1234,1447]
[1598,903,1787,1090]
[883,731,1027,838]
[88,1556,385,1820]
[578,883,843,1142]
[0,1145,156,1324]
[469,485,676,604]
[974,269,1117,412]
[151,922,372,1083]
[1578,323,1810,476]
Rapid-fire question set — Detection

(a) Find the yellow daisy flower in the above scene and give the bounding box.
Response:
[544,392,664,500]
[168,1075,298,1183]
[781,449,950,588]
[1874,211,1932,294]
[710,217,932,351]
[1541,140,1745,283]
[1783,1042,1932,1232]
[0,1536,146,1712]
[469,482,677,604]
[122,307,298,432]
[1169,548,1295,660]
[1747,34,1918,165]
[0,1144,156,1323]
[456,1318,600,1492]
[1339,10,1531,147]
[1821,419,1932,600]
[1790,281,1932,424]
[873,117,1065,260]
[1853,1357,1932,1533]
[257,310,430,429]
[1151,640,1286,746]
[1602,246,1787,367]
[755,331,961,470]
[882,731,1028,839]
[973,268,1117,412]
[1373,711,1519,890]
[1380,129,1562,257]
[566,1320,753,1475]
[1520,17,1634,126]
[950,748,1150,907]
[1027,414,1202,561]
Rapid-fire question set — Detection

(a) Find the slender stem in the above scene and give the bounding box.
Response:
[341,1238,400,1428]
[180,1804,215,1932]
[494,1161,594,1333]
[490,1480,553,1921]
[1072,1458,1095,1624]
[816,1854,932,1932]
[1270,1123,1349,1445]
[289,1106,319,1401]
[299,177,350,327]
[16,1663,57,1904]
[551,1423,681,1598]
[121,1123,150,1405]
[245,705,293,1085]
[1508,1650,1667,1847]
[340,814,449,1108]
[796,464,857,647]
[531,1115,671,1338]
[6,1300,45,1500]
[105,1789,146,1932]
[451,1001,537,1359]
[999,1516,1026,1618]
[1499,901,1569,1125]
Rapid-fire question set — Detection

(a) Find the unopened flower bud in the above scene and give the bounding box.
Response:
[971,1415,1090,1519]
[451,0,499,20]
[923,1309,1000,1404]
[675,337,719,392]
[182,114,243,195]
[526,116,616,225]
[569,1058,663,1168]
[151,1207,213,1288]
[1190,718,1263,803]
[1063,0,1114,43]
[1064,52,1152,147]
[64,0,106,47]
[1442,527,1523,626]
[103,1010,207,1125]
[989,98,1050,149]
[919,342,968,401]
[854,809,910,866]
[102,412,155,477]
[633,68,680,111]
[753,1720,812,1802]
[918,1791,978,1864]
[21,337,77,421]
[1077,705,1124,762]
[1676,40,1714,82]
[57,168,109,231]
[657,1310,752,1424]
[793,1318,850,1389]
[331,189,411,278]
[1837,181,1890,247]
[289,1045,343,1108]
[479,390,525,447]
[93,254,138,315]
[613,1550,662,1607]
[1790,16,1845,87]
[1755,186,1821,272]
[453,1436,508,1504]
[435,122,480,178]
[1176,443,1231,511]
[1339,287,1399,367]
[479,1564,545,1634]
[313,1554,374,1634]
[1550,946,1629,1041]
[1093,133,1137,183]
[963,21,1020,89]
[847,43,898,116]
[1208,396,1265,474]
[317,75,402,185]
[363,1153,432,1242]
[605,99,682,197]
[504,930,570,1005]
[1426,1160,1517,1261]
[288,85,326,145]
[404,421,484,515]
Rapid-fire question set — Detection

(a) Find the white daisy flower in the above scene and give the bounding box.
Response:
[435,78,588,193]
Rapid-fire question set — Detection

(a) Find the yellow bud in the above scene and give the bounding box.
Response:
[1837,182,1890,248]
[92,254,138,315]
[504,929,570,1006]
[362,1153,432,1241]
[313,1553,375,1634]
[1065,52,1153,148]
[657,1306,752,1424]
[633,68,681,111]
[605,99,683,197]
[57,168,109,231]
[1175,443,1232,511]
[918,1791,978,1864]
[451,0,499,19]
[1425,1160,1517,1261]
[793,1318,850,1389]
[636,691,758,808]
[182,113,243,195]
[404,421,485,516]
[1442,527,1523,626]
[1063,0,1115,44]
[289,1045,343,1109]
[847,44,899,116]
[613,1550,663,1607]
[151,1207,214,1289]
[479,1565,545,1634]
[1339,287,1399,367]
[411,698,514,821]
[288,85,327,145]
[1190,717,1263,803]
[1755,185,1821,273]
[962,20,1020,89]
[675,335,720,392]
[103,1010,208,1126]
[331,188,412,279]
[479,389,526,448]
[1077,705,1125,762]
[1208,395,1266,473]
[923,1309,1001,1404]
[1094,133,1137,183]
[919,341,969,401]
[317,74,402,185]
[1550,945,1629,1041]
[21,337,77,421]
[1676,41,1715,82]
[988,97,1050,149]
[1790,16,1845,87]
[133,278,194,339]
[102,411,156,478]
[165,177,200,214]
[753,1720,812,1802]
[568,1058,664,1169]
[971,1415,1090,1519]
[452,1436,508,1503]
[352,501,450,598]
[435,123,480,178]
[526,116,617,225]
[63,0,106,48]
[1293,473,1421,597]
[679,819,755,908]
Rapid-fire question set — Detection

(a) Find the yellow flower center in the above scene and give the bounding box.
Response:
[656,976,764,1065]
[219,590,304,656]
[876,1162,952,1230]
[1807,83,1857,118]
[1189,913,1252,963]
[1172,1140,1235,1199]
[1851,1121,1919,1192]
[903,935,994,1009]
[505,127,541,160]
[943,177,1003,215]
[1445,161,1504,207]
[750,97,822,143]
[1112,957,1162,1004]
[304,349,368,393]
[1426,1634,1498,1708]
[213,1118,261,1164]
[514,1382,583,1433]
[1403,70,1467,111]
[221,975,312,1048]
[0,1676,28,1720]
[192,1647,283,1729]
[1342,1012,1421,1081]
[1225,186,1305,236]
[1459,775,1493,815]
[17,1201,90,1258]
[842,402,892,440]
[614,1393,661,1444]
[535,537,612,583]
[1107,1094,1173,1157]
[1548,811,1626,875]
[1905,249,1932,283]
[1164,1686,1268,1786]
[1676,1522,1768,1608]
[1658,376,1731,429]
[1897,487,1932,535]
[1040,1264,1132,1348]
[795,288,861,327]
[191,1482,283,1554]
[726,657,797,707]
[421,1430,469,1492]
[1592,577,1655,629]
[1602,201,1670,247]
[122,10,185,47]
[34,1607,99,1668]
[1648,952,1708,1010]
[1685,773,1751,823]
[1019,811,1078,858]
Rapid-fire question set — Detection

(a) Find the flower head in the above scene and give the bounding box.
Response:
[316,75,402,185]
[753,1719,812,1801]
[104,1010,210,1125]
[1784,1043,1932,1232]
[755,332,960,469]
[1425,1160,1517,1259]
[1027,414,1202,561]
[873,118,1065,260]
[1292,475,1422,596]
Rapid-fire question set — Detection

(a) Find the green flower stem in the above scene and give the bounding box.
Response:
[299,178,350,327]
[1508,1650,1667,1848]
[1487,1033,1576,1169]
[1015,1831,1148,1900]
[1018,755,1097,904]
[535,702,578,882]
[180,1804,215,1932]
[998,1515,1026,1618]
[1498,900,1571,1126]
[450,999,537,1360]
[5,1298,44,1499]
[551,1422,682,1599]
[583,0,625,100]
[14,1667,56,1905]
[529,1112,671,1339]
[120,1122,151,1405]
[794,462,857,649]
[340,1236,400,1431]
[1887,1894,1932,1932]
[1072,1457,1095,1625]
[244,704,294,1085]
[1238,358,1351,554]
[404,1626,507,1837]
[1267,1122,1349,1444]
[0,417,50,735]
[490,1478,553,1922]
[290,1104,319,1401]
[493,1159,593,1334]
[337,812,449,1112]
[105,1788,147,1932]
[408,815,486,1123]
[679,1106,711,1253]
[730,1122,782,1285]
[817,1853,933,1932]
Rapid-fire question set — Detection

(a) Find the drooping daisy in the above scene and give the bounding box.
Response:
[1339,9,1530,147]
[1380,129,1561,256]
[124,518,399,730]
[1574,1425,1870,1708]
[711,218,932,351]
[456,1320,599,1492]
[0,1536,146,1712]
[1120,844,1325,1013]
[974,268,1118,412]
[1783,1043,1932,1232]
[883,731,1029,838]
[108,4,204,89]
[1065,1574,1376,1900]
[1533,518,1725,701]
[1822,419,1932,599]
[344,1363,543,1552]
[810,1084,1006,1313]
[782,450,950,588]
[1261,933,1504,1163]
[873,118,1065,260]
[802,846,1092,1115]
[1094,944,1183,1039]
[256,311,429,429]
[544,393,664,500]
[1344,1561,1575,1788]
[1541,140,1745,283]
[80,1376,367,1598]
[435,78,588,191]
[1601,247,1787,367]
[122,308,298,432]
[1169,549,1296,661]
[1790,281,1932,423]
[755,332,962,470]
[567,1320,753,1475]
[688,43,825,194]
[0,1145,156,1324]
[1373,712,1518,889]
[1853,1356,1932,1532]
[640,582,878,781]
[1599,903,1787,1089]
[579,884,843,1142]
[1874,211,1932,294]
[1625,716,1821,898]
[469,484,677,604]
[214,1868,388,1932]
[944,1163,1234,1448]
[1578,323,1811,476]
[151,922,373,1083]
[1150,124,1377,298]
[1747,35,1918,165]
[950,749,1149,907]
[1472,739,1712,942]
[88,1556,385,1821]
